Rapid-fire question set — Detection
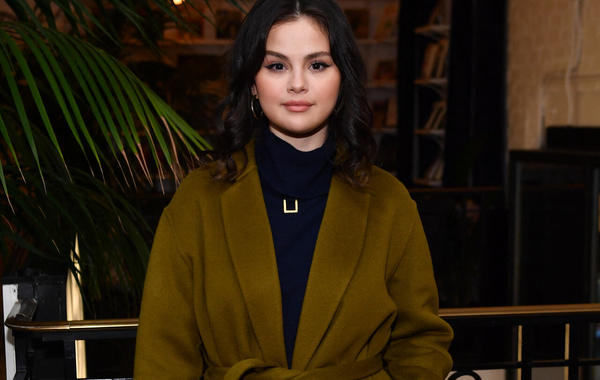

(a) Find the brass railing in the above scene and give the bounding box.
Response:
[8,304,600,331]
[4,317,138,333]
[441,303,600,318]
[441,304,600,380]
[6,304,600,380]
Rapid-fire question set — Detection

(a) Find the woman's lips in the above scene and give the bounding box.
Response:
[283,101,312,112]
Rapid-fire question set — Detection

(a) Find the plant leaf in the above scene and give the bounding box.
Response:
[2,28,68,175]
[17,24,103,170]
[64,34,127,152]
[44,29,120,158]
[83,42,139,156]
[0,30,45,186]
[0,103,23,181]
[14,25,88,158]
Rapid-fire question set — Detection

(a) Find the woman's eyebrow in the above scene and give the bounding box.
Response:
[265,50,288,60]
[305,51,332,60]
[264,50,332,61]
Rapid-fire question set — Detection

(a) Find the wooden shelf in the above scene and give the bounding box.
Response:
[367,81,396,90]
[414,78,447,87]
[414,129,445,136]
[413,178,443,187]
[159,39,234,46]
[414,24,450,38]
[373,127,397,135]
[356,38,397,46]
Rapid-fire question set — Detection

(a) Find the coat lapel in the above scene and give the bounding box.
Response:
[292,175,371,369]
[221,149,287,365]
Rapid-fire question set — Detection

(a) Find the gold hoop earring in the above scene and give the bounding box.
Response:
[251,96,263,119]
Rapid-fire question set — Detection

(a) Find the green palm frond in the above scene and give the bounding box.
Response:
[0,21,211,199]
[0,0,246,316]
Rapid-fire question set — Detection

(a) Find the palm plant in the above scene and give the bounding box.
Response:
[0,0,245,316]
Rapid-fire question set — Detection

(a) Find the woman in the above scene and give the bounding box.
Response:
[134,0,453,379]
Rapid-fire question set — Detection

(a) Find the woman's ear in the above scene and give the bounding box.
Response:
[251,84,258,97]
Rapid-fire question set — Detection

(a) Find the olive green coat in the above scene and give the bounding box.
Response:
[134,145,453,379]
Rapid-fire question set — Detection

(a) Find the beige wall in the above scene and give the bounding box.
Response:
[507,0,600,149]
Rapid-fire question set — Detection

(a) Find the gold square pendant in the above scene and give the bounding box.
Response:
[283,199,299,214]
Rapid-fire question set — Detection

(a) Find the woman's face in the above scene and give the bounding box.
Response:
[253,16,341,151]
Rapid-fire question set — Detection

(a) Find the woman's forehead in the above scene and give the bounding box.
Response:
[266,16,331,53]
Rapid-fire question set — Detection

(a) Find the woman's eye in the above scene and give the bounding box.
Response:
[266,63,286,71]
[310,62,331,71]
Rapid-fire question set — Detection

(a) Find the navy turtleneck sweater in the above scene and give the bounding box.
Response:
[255,127,335,368]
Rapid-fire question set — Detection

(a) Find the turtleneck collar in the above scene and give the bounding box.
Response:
[255,126,335,199]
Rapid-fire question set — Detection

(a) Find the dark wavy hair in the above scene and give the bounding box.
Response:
[213,0,376,186]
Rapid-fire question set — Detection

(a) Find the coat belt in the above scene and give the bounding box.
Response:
[205,355,384,379]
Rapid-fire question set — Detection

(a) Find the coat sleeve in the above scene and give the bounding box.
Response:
[134,207,205,379]
[383,201,453,380]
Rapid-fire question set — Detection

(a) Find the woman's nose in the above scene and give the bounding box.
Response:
[287,70,307,94]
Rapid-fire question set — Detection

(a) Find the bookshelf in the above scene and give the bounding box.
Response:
[411,0,451,187]
[397,0,506,188]
[338,0,401,174]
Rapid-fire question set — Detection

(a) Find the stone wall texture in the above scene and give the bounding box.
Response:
[507,0,600,148]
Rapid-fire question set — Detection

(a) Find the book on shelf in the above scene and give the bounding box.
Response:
[374,3,399,40]
[420,42,440,79]
[423,155,445,181]
[435,39,449,77]
[431,102,447,130]
[372,100,388,130]
[374,59,396,82]
[344,8,370,39]
[420,39,449,80]
[422,101,446,130]
[432,159,445,181]
[371,97,397,130]
[386,96,397,127]
[422,101,442,130]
